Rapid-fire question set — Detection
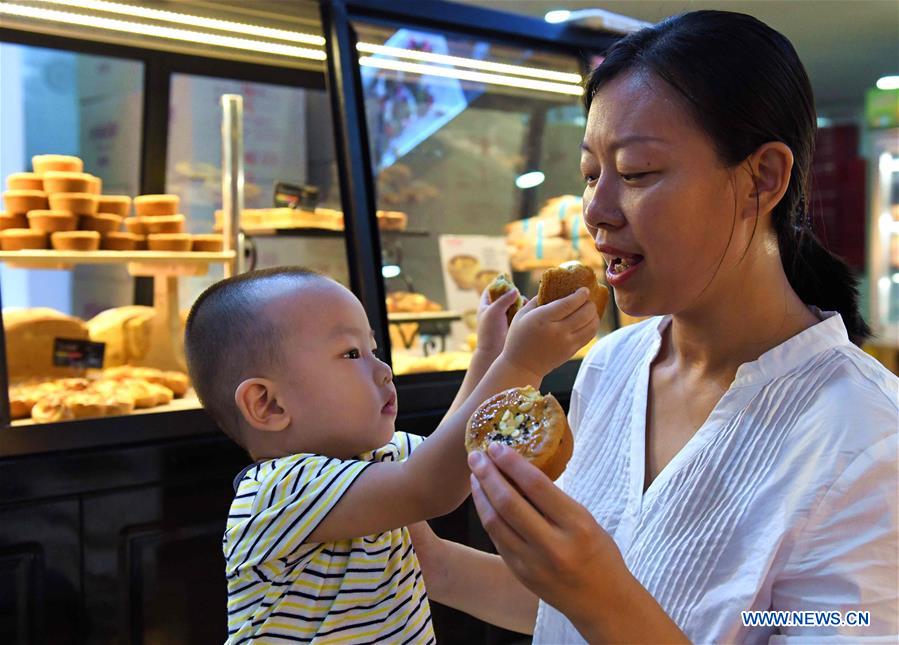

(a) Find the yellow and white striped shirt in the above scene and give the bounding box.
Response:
[224,432,434,644]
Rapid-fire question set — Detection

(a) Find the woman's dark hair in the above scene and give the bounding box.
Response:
[585,10,870,344]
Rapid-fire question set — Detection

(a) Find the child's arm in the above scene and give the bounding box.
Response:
[442,288,520,420]
[306,287,600,543]
[409,521,539,634]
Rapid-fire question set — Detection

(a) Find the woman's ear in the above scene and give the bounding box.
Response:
[234,378,290,433]
[740,141,794,220]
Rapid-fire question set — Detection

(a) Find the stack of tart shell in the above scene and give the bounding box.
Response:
[0,156,222,253]
[0,154,140,251]
[9,365,191,422]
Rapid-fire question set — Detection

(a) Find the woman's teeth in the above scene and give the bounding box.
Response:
[610,256,642,275]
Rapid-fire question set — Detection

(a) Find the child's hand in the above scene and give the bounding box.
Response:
[501,288,599,381]
[475,287,521,359]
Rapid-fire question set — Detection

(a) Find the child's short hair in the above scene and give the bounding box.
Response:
[184,266,324,446]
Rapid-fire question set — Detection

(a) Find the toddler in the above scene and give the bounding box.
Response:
[184,267,598,643]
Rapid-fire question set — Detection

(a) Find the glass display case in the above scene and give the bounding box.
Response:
[339,6,618,377]
[0,0,619,441]
[0,3,624,643]
[0,4,354,438]
[867,126,899,346]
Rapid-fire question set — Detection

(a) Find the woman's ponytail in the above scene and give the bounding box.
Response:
[774,197,870,345]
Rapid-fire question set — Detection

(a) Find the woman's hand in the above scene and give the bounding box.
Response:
[468,443,690,644]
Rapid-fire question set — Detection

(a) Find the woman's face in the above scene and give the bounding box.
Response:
[581,70,746,317]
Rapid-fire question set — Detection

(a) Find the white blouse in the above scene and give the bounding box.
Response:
[534,311,898,644]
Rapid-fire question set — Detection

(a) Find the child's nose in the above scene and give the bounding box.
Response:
[376,359,392,384]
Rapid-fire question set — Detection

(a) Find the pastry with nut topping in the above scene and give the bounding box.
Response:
[465,385,572,480]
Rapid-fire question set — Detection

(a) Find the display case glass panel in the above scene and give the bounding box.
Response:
[165,74,350,309]
[352,22,616,375]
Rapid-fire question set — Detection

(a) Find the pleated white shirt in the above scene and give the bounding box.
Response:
[534,310,899,644]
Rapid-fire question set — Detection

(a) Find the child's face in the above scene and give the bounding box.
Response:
[268,280,397,458]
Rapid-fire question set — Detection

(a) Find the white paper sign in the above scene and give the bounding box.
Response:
[438,234,512,350]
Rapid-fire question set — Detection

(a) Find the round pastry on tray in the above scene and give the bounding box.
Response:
[48,192,99,216]
[41,171,93,194]
[7,172,43,191]
[32,154,83,174]
[0,229,48,250]
[31,394,75,423]
[97,195,131,217]
[27,210,77,233]
[147,233,191,251]
[86,175,102,195]
[51,231,101,251]
[3,189,48,215]
[465,385,573,480]
[134,194,180,217]
[141,214,185,234]
[0,212,28,230]
[101,231,142,251]
[123,217,146,235]
[79,212,122,234]
[191,234,223,252]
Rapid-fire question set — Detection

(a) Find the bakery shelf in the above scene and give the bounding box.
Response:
[10,393,202,428]
[387,311,462,323]
[238,226,429,237]
[0,249,236,266]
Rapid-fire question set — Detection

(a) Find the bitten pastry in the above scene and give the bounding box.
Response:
[465,385,573,481]
[486,273,525,325]
[536,261,610,320]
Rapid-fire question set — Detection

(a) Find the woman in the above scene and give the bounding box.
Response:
[412,10,898,643]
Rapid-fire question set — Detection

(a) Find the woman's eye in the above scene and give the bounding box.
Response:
[620,172,650,181]
[344,349,360,359]
[583,174,598,185]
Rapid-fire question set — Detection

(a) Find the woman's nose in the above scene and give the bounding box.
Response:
[583,180,626,231]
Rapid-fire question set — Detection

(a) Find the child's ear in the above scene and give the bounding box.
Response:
[234,378,290,432]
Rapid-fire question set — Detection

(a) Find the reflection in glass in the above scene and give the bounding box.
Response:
[355,24,614,375]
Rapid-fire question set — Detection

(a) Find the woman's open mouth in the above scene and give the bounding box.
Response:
[608,255,644,275]
[597,244,644,287]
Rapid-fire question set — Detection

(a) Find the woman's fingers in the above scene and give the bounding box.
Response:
[470,474,528,554]
[469,450,557,543]
[485,444,572,527]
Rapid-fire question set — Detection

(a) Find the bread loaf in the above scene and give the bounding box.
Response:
[4,308,89,379]
[86,306,156,367]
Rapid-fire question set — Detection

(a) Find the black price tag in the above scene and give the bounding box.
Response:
[53,338,105,369]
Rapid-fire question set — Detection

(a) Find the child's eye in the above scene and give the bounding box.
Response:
[343,349,361,359]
